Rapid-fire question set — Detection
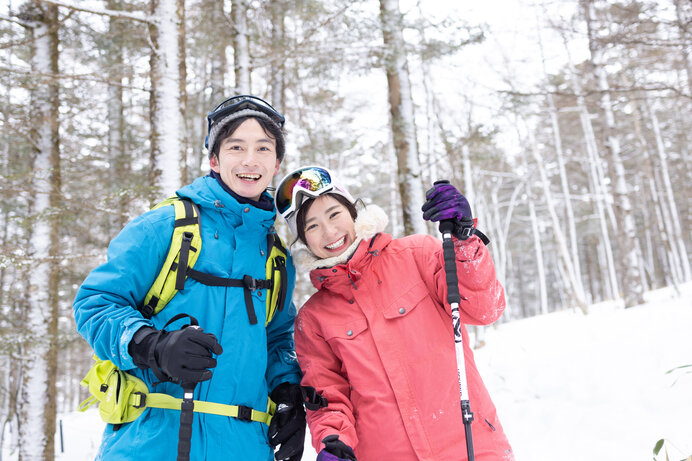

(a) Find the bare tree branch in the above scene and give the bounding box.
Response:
[32,0,152,24]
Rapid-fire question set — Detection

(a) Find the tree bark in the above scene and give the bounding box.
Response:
[148,0,186,197]
[16,3,60,460]
[584,0,644,307]
[379,0,426,236]
[232,0,251,93]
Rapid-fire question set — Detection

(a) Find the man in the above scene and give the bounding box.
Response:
[74,95,305,460]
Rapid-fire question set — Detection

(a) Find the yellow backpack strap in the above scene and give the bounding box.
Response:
[136,392,276,425]
[265,232,288,326]
[141,197,202,319]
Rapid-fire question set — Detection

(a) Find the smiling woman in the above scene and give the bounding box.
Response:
[274,166,514,460]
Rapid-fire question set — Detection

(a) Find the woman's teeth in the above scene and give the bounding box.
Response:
[325,236,346,250]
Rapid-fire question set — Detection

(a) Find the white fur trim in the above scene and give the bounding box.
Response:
[291,204,389,272]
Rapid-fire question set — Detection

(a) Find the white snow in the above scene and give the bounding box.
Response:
[10,282,691,460]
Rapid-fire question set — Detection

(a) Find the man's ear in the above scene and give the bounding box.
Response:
[273,159,281,176]
[209,155,220,173]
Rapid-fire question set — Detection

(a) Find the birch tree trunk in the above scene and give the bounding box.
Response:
[17,3,60,459]
[149,0,186,197]
[269,0,286,113]
[584,0,644,307]
[232,0,251,93]
[645,98,691,282]
[529,200,548,315]
[674,0,692,95]
[631,100,679,287]
[106,0,128,231]
[379,0,426,236]
[527,128,589,313]
[558,23,619,301]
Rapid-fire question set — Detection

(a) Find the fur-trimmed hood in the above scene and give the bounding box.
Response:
[290,204,389,272]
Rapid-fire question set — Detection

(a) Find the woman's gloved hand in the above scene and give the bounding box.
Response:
[316,435,356,461]
[268,382,307,461]
[128,325,223,384]
[422,182,477,240]
[421,182,472,223]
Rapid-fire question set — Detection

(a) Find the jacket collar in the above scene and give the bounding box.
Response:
[175,175,277,227]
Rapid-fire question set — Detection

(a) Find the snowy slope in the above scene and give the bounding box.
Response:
[11,282,690,460]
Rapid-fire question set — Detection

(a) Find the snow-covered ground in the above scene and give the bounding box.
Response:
[7,282,691,460]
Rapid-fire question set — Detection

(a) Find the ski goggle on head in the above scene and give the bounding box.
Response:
[205,95,285,149]
[275,166,355,236]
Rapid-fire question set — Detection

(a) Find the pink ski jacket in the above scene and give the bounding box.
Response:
[295,223,514,460]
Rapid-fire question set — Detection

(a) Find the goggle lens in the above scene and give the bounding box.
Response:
[275,167,333,215]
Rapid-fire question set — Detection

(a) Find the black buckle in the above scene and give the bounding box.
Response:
[243,275,257,291]
[133,392,147,409]
[237,405,253,422]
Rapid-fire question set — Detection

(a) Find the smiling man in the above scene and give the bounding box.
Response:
[73,96,306,461]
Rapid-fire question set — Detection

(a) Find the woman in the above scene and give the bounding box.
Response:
[275,166,513,460]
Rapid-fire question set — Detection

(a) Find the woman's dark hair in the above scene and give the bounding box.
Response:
[296,193,358,245]
[210,115,285,161]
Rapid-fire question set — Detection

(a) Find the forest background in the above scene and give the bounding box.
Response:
[0,0,690,459]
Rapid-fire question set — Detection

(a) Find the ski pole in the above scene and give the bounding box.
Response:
[434,179,475,461]
[177,381,196,461]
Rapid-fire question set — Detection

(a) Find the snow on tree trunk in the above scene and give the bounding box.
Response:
[527,128,588,313]
[528,200,548,315]
[646,98,691,282]
[559,30,619,301]
[269,0,286,114]
[631,101,681,287]
[17,3,60,460]
[584,0,644,307]
[379,0,426,236]
[232,0,251,93]
[674,0,692,95]
[149,0,186,197]
[106,0,128,230]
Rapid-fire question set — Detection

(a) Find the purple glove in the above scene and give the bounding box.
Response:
[421,182,472,222]
[316,435,356,461]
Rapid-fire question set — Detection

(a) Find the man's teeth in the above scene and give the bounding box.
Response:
[325,236,346,249]
[237,173,261,181]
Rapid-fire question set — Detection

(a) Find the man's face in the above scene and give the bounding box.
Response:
[209,118,280,201]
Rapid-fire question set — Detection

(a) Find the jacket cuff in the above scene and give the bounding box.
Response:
[120,317,154,370]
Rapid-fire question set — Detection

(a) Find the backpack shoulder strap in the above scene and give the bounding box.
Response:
[140,197,202,319]
[265,231,288,326]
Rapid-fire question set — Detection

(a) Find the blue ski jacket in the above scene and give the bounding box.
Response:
[73,175,302,460]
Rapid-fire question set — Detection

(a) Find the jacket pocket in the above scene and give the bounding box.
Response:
[382,280,429,319]
[322,316,368,341]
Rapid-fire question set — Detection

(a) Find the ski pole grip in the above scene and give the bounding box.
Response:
[442,236,462,305]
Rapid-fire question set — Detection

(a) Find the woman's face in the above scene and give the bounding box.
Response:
[303,195,357,259]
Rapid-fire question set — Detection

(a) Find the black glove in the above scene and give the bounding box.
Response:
[319,435,357,461]
[268,382,307,461]
[129,324,223,384]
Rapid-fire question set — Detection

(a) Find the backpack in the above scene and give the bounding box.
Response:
[140,196,288,326]
[79,196,290,425]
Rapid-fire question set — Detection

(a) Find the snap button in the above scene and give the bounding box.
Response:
[244,207,250,213]
[349,300,354,304]
[260,250,265,256]
[347,330,353,336]
[399,308,406,314]
[258,291,263,297]
[332,269,337,273]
